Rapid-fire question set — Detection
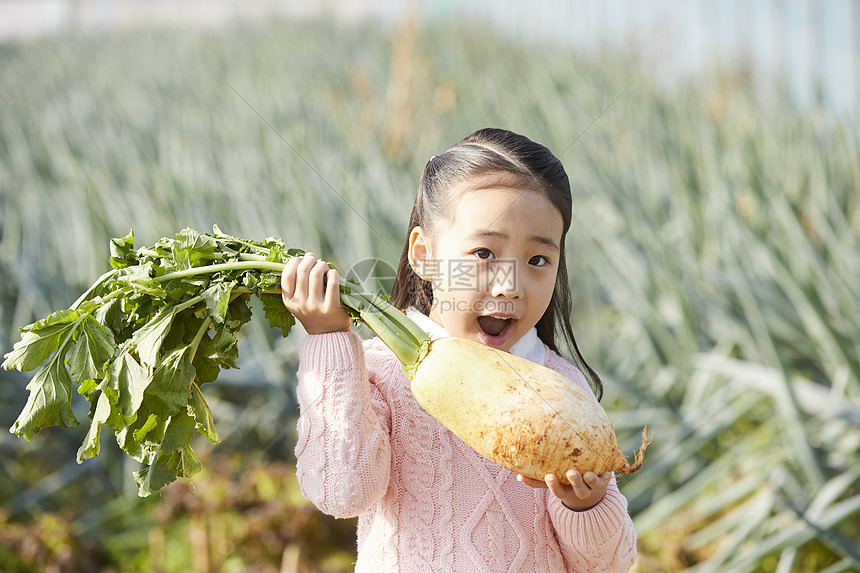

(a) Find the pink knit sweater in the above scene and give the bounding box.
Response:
[294,332,637,572]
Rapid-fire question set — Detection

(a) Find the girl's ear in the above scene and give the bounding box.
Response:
[408,226,432,280]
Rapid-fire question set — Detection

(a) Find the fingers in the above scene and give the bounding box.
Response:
[297,253,326,303]
[516,471,595,495]
[280,256,298,305]
[565,470,591,499]
[519,468,613,511]
[565,469,612,498]
[517,471,598,498]
[281,253,350,334]
[519,469,612,493]
[324,267,341,310]
[547,471,597,500]
[516,474,548,489]
[282,253,329,306]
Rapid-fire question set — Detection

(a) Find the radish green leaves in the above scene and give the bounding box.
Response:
[3,227,300,496]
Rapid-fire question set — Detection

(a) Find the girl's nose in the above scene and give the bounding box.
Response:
[488,262,522,299]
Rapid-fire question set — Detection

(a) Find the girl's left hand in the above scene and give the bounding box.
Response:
[517,469,612,511]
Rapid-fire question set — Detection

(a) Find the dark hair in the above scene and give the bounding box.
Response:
[389,128,603,400]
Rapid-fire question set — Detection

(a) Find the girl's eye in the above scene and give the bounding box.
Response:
[473,248,495,260]
[529,255,550,267]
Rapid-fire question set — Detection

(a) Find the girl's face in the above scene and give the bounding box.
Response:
[409,176,564,351]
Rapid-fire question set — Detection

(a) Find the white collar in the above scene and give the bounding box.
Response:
[405,307,546,366]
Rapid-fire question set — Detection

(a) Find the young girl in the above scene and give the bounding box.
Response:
[281,128,637,571]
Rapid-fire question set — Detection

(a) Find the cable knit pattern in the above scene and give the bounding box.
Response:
[294,332,637,572]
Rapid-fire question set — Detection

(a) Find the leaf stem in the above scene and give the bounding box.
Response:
[150,259,430,368]
[339,286,430,368]
[174,294,205,315]
[189,316,213,362]
[156,261,285,282]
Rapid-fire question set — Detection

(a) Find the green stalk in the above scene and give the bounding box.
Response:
[340,288,430,368]
[157,260,285,282]
[149,259,431,369]
[350,288,429,345]
[189,316,213,362]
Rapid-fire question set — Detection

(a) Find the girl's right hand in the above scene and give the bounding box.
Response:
[281,253,351,335]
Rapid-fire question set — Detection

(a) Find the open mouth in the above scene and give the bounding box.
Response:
[477,315,515,343]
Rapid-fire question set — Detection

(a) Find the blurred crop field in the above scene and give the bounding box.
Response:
[1,14,859,573]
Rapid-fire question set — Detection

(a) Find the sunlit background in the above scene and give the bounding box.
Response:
[1,1,858,572]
